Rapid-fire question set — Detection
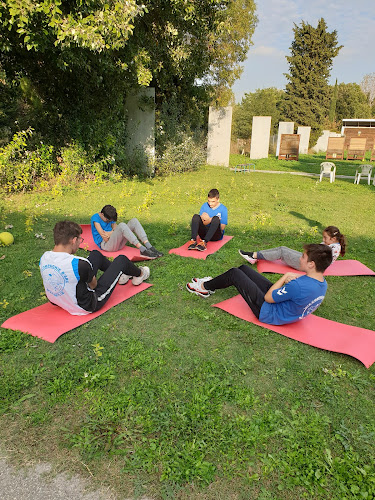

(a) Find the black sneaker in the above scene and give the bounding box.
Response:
[150,246,163,257]
[188,240,197,250]
[140,248,157,259]
[196,241,207,251]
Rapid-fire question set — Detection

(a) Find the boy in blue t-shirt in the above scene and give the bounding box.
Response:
[186,244,332,326]
[91,205,163,259]
[188,188,228,251]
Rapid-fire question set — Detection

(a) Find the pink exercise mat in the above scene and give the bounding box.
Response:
[213,294,375,368]
[169,235,233,260]
[1,282,152,343]
[79,224,152,261]
[256,259,375,276]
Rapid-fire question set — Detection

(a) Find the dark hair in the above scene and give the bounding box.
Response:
[208,188,219,198]
[324,226,346,256]
[53,221,82,245]
[101,205,117,222]
[303,243,333,272]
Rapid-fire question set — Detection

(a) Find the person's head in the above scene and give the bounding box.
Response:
[300,243,333,273]
[207,188,220,209]
[101,205,117,222]
[53,221,82,247]
[322,226,346,256]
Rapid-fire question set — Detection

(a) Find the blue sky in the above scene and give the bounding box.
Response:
[232,0,375,102]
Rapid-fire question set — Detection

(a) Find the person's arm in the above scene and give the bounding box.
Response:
[93,221,112,242]
[264,273,299,303]
[220,206,228,231]
[79,260,96,289]
[88,276,97,289]
[200,212,212,225]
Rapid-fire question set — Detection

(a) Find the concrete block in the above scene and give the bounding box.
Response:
[207,106,232,167]
[250,116,271,159]
[297,126,311,154]
[125,88,155,161]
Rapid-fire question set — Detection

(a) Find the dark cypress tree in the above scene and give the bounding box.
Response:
[329,78,338,124]
[281,18,342,145]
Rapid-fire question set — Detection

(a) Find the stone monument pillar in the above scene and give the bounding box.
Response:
[125,88,155,160]
[207,106,232,167]
[297,126,311,154]
[250,116,271,159]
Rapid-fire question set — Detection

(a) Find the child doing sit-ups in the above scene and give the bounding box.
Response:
[188,188,228,251]
[239,225,346,270]
[91,205,163,259]
[187,243,332,325]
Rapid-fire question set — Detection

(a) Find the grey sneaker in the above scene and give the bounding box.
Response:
[132,266,150,286]
[118,273,131,285]
[150,246,163,257]
[140,248,157,259]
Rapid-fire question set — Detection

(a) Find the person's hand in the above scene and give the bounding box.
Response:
[102,231,111,242]
[201,212,211,225]
[283,272,299,284]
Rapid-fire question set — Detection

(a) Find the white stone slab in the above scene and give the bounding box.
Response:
[207,106,232,167]
[250,116,271,159]
[297,126,311,154]
[276,122,294,156]
[125,88,155,160]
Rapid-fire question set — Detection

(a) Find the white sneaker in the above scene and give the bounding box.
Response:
[132,266,150,285]
[118,273,131,285]
[186,277,214,298]
[191,276,213,285]
[238,249,257,264]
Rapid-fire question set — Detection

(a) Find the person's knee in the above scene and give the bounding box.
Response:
[192,214,200,222]
[118,222,127,229]
[89,250,101,259]
[113,255,127,267]
[127,218,139,225]
[210,215,220,226]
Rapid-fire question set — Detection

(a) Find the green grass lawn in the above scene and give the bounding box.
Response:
[230,152,374,178]
[0,160,375,499]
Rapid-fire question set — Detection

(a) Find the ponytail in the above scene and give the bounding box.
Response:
[324,226,347,256]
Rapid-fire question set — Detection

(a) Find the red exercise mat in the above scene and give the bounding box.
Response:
[1,282,152,343]
[79,224,152,261]
[213,294,375,368]
[256,259,375,276]
[169,235,233,260]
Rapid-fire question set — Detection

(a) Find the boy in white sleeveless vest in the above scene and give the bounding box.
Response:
[40,221,150,316]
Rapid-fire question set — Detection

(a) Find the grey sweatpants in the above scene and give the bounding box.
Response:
[100,218,148,252]
[258,246,302,270]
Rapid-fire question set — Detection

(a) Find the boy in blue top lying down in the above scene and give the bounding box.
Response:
[186,243,332,325]
[188,188,228,251]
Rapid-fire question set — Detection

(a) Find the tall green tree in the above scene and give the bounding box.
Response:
[0,0,257,158]
[328,78,338,124]
[335,83,371,121]
[281,18,342,144]
[232,87,284,139]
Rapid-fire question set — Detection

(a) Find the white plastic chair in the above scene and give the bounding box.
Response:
[320,162,336,183]
[354,164,373,185]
